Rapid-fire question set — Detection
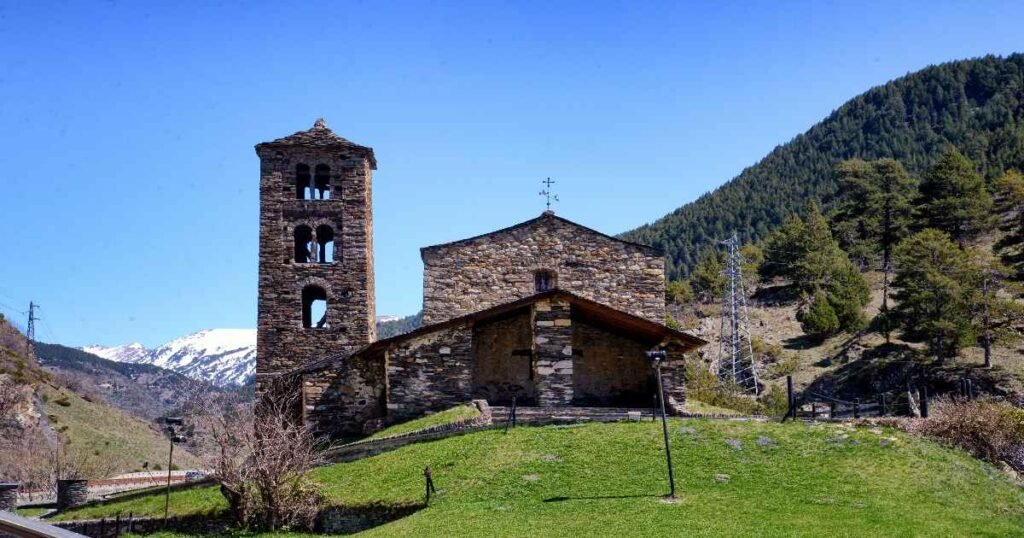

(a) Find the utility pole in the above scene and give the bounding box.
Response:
[163,417,186,526]
[715,233,759,394]
[26,302,38,357]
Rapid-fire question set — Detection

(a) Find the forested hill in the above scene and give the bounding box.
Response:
[621,54,1024,280]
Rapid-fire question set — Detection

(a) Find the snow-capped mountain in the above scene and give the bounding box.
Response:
[83,329,256,387]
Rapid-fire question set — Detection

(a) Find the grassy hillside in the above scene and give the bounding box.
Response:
[57,419,1024,536]
[41,384,199,474]
[35,341,216,420]
[622,54,1024,280]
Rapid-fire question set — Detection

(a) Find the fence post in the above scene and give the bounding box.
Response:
[853,399,860,419]
[100,518,106,538]
[115,514,121,537]
[829,401,835,419]
[967,378,974,400]
[879,394,886,416]
[786,376,795,420]
[920,386,929,418]
[128,512,133,533]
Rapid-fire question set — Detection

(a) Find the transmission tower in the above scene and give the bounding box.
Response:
[26,301,38,356]
[715,233,760,395]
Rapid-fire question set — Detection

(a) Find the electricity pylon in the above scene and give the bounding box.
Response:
[715,233,760,395]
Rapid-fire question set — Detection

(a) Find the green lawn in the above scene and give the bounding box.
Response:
[683,399,743,416]
[364,403,480,441]
[57,419,1024,536]
[15,506,51,518]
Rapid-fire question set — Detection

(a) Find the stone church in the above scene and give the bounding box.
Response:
[255,120,706,438]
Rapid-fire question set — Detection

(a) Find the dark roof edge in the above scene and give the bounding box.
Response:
[419,212,664,259]
[290,289,705,376]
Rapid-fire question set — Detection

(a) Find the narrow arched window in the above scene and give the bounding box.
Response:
[314,164,331,200]
[302,285,328,328]
[296,164,312,200]
[535,270,556,292]
[315,225,335,263]
[294,225,314,263]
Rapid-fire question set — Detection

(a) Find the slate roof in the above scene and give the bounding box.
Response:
[420,210,663,258]
[255,118,377,168]
[293,289,706,375]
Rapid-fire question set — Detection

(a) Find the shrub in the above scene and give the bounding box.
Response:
[798,290,839,338]
[53,395,71,407]
[914,397,1024,471]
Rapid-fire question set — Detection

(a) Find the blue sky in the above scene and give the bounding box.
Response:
[0,1,1021,347]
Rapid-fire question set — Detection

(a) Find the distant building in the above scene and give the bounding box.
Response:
[254,120,706,439]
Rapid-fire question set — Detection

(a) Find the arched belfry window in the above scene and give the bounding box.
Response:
[296,164,312,200]
[302,285,328,329]
[315,225,335,263]
[535,270,556,292]
[294,225,314,263]
[314,164,331,200]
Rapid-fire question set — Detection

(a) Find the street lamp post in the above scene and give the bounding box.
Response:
[163,417,187,526]
[646,350,676,499]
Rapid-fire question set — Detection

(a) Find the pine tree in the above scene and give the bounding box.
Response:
[917,149,995,247]
[691,248,726,302]
[799,289,840,339]
[665,280,694,306]
[761,203,871,336]
[996,169,1024,237]
[832,159,916,338]
[892,229,978,362]
[971,253,1024,368]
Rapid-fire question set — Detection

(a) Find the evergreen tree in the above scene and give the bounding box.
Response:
[892,230,978,362]
[826,260,871,332]
[971,253,1024,368]
[798,289,840,339]
[665,280,694,306]
[761,203,871,336]
[996,169,1024,237]
[916,149,995,247]
[832,158,916,337]
[690,248,726,303]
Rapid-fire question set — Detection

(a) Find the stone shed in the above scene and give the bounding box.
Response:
[298,289,705,439]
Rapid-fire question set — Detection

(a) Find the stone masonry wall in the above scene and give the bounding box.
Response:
[385,325,473,421]
[255,125,377,383]
[533,298,573,406]
[421,212,664,325]
[302,352,387,438]
[571,319,653,407]
[470,309,535,405]
[659,345,688,413]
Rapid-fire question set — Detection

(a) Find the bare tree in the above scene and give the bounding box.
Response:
[187,378,324,531]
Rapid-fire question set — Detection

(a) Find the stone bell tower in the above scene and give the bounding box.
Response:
[255,119,377,383]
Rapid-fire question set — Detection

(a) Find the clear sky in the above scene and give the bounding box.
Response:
[0,1,1021,348]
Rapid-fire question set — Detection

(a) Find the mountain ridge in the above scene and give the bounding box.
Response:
[84,328,256,387]
[621,53,1024,279]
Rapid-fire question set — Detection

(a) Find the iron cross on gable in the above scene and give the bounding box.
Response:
[539,177,559,211]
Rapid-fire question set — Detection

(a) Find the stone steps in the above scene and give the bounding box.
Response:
[488,405,660,425]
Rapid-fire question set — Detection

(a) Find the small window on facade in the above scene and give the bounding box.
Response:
[302,285,328,328]
[535,270,556,292]
[314,164,331,200]
[294,225,314,263]
[296,164,312,200]
[315,225,335,263]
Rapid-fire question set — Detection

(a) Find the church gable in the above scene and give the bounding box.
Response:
[420,212,666,325]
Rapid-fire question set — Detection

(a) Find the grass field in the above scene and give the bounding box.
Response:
[364,403,480,440]
[55,418,1024,536]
